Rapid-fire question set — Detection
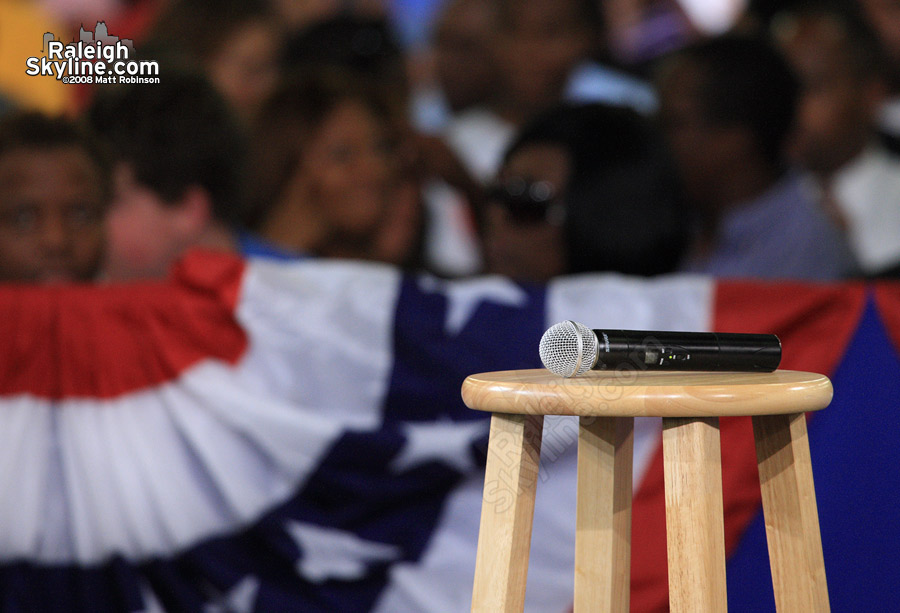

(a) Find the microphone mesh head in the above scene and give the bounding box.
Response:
[539,321,598,377]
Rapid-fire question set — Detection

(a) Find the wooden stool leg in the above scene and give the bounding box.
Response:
[753,413,830,612]
[472,413,544,613]
[574,416,633,613]
[662,417,728,613]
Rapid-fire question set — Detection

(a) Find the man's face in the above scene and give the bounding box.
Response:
[0,146,106,283]
[494,0,592,115]
[860,0,900,84]
[433,0,497,112]
[776,15,883,174]
[657,60,724,209]
[103,164,186,281]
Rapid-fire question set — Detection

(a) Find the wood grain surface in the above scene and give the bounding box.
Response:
[573,416,633,612]
[663,417,727,612]
[753,413,831,612]
[462,369,832,417]
[471,413,544,612]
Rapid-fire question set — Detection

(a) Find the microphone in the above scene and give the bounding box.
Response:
[539,321,781,377]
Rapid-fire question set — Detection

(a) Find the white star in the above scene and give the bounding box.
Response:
[419,275,529,336]
[202,576,260,613]
[286,520,401,583]
[390,418,488,473]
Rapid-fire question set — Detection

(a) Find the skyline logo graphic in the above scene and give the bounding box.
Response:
[26,21,159,84]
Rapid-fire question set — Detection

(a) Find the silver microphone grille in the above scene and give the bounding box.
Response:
[539,320,598,377]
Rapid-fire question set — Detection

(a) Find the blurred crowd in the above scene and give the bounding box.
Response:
[1,0,899,286]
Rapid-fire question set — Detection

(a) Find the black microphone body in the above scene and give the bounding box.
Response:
[593,329,781,372]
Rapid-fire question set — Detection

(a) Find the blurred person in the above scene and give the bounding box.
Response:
[0,111,110,283]
[858,0,900,148]
[773,4,900,277]
[142,0,282,123]
[431,0,496,114]
[411,0,498,133]
[283,15,485,276]
[656,35,858,280]
[247,69,424,267]
[445,0,656,184]
[493,0,599,127]
[444,0,599,183]
[483,103,687,283]
[773,6,887,179]
[756,0,900,152]
[405,0,502,275]
[88,71,279,281]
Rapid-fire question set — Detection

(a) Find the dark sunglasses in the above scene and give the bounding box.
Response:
[487,177,566,225]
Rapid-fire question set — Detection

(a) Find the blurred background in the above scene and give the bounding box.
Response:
[0,0,898,286]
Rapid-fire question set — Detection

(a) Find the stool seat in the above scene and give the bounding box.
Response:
[462,369,832,417]
[463,369,832,613]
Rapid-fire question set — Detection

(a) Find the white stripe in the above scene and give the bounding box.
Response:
[0,398,53,558]
[236,259,401,431]
[547,272,713,334]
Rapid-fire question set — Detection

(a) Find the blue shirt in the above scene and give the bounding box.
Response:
[679,173,859,281]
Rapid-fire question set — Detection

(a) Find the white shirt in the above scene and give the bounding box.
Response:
[443,107,516,184]
[831,144,900,274]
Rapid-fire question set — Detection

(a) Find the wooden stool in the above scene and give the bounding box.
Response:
[461,369,832,613]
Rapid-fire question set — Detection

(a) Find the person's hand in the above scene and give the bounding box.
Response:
[399,129,487,235]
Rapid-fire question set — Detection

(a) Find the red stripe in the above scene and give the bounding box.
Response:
[874,282,900,355]
[629,281,866,611]
[0,250,248,400]
[714,281,867,375]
